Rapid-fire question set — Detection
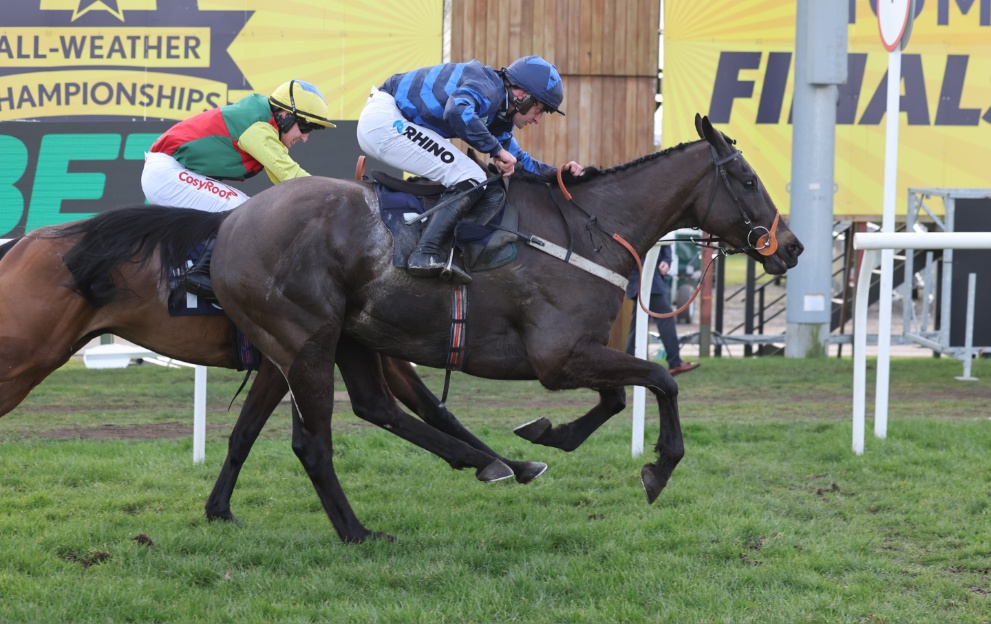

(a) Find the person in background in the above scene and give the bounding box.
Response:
[357,55,584,284]
[141,79,335,213]
[625,244,700,377]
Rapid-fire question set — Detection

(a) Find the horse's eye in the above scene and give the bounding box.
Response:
[743,178,757,190]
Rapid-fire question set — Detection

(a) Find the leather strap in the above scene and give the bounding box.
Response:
[439,284,469,406]
[370,170,445,196]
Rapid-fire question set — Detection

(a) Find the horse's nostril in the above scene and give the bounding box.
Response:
[790,242,805,257]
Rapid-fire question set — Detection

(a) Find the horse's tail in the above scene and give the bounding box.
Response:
[0,237,21,263]
[60,205,230,307]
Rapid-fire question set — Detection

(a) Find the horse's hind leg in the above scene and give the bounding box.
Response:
[381,356,546,483]
[338,338,513,482]
[514,386,628,452]
[285,328,389,543]
[205,359,288,523]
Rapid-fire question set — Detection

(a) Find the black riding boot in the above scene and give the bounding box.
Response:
[407,180,482,284]
[182,239,218,302]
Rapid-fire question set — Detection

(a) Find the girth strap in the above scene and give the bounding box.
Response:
[439,284,469,406]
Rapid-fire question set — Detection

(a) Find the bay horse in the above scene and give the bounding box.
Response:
[0,210,546,527]
[206,114,804,542]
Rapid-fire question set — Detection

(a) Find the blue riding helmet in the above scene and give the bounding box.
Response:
[503,55,565,115]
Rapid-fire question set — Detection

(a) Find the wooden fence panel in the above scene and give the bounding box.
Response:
[451,0,659,348]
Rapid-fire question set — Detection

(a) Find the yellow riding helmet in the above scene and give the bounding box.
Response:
[269,80,336,130]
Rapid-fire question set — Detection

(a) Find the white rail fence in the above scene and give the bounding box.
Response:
[83,345,209,465]
[852,231,991,455]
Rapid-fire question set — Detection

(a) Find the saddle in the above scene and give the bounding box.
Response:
[370,169,518,274]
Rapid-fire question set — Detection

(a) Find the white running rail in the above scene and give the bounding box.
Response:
[852,231,991,455]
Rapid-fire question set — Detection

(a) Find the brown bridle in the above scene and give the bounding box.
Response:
[694,147,781,258]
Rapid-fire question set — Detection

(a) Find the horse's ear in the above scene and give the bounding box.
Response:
[700,115,720,148]
[694,113,704,139]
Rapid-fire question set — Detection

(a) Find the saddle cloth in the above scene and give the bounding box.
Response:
[166,241,261,371]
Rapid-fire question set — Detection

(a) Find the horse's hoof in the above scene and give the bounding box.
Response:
[206,510,241,525]
[640,464,665,504]
[343,530,397,544]
[514,461,548,484]
[514,417,552,442]
[476,459,514,482]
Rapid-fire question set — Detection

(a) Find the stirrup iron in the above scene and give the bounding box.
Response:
[439,247,471,285]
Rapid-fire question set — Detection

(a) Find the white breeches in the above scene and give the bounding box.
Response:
[141,151,249,213]
[356,88,487,188]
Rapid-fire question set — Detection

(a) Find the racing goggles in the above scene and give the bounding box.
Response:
[296,118,326,134]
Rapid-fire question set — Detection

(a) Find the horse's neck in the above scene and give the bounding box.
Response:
[574,142,710,258]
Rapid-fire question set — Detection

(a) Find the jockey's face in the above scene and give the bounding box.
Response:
[277,113,309,149]
[509,88,545,129]
[512,100,545,129]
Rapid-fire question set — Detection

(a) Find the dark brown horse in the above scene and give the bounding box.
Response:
[206,115,804,542]
[0,210,545,527]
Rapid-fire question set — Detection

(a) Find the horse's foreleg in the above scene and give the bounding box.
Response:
[0,294,84,417]
[0,376,51,417]
[286,328,390,543]
[640,385,683,504]
[380,356,546,483]
[339,340,513,482]
[515,344,684,503]
[0,340,75,417]
[205,359,288,523]
[514,386,628,452]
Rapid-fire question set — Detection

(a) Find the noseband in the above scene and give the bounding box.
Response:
[695,147,779,257]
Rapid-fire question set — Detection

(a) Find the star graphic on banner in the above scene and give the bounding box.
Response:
[71,0,125,22]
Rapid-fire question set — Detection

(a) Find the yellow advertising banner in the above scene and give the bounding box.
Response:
[0,0,443,122]
[663,0,991,217]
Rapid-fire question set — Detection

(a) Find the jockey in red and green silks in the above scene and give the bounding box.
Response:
[142,79,335,213]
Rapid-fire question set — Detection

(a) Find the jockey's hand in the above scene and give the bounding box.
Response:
[493,149,517,176]
[560,161,585,177]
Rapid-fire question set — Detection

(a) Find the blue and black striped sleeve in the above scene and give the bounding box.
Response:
[444,85,503,157]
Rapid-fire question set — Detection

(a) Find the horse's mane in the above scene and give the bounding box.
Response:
[508,140,703,188]
[402,140,706,192]
[60,205,230,307]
